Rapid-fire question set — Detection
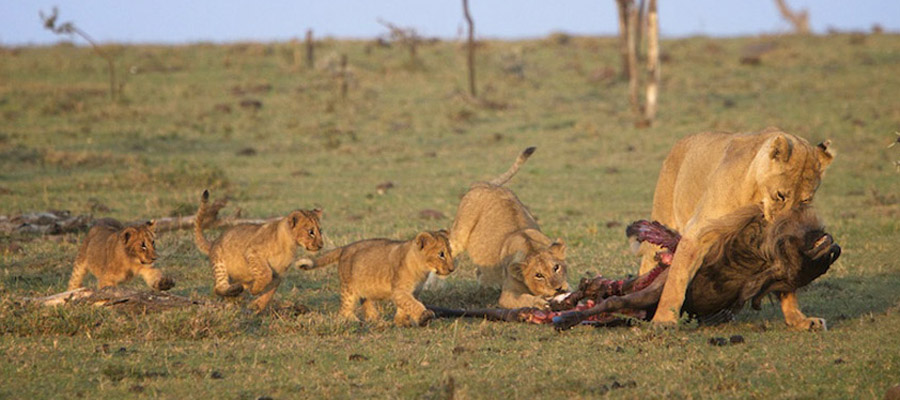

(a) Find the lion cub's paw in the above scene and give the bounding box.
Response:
[217,283,244,298]
[154,276,175,291]
[531,297,551,310]
[294,258,315,270]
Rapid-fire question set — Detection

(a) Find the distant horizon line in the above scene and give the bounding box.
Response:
[4,28,892,48]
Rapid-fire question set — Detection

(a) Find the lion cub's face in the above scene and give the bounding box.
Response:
[759,137,834,222]
[122,220,157,265]
[517,241,569,298]
[288,209,324,252]
[415,230,454,276]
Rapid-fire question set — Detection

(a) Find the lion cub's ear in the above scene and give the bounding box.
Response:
[507,252,527,280]
[769,135,794,162]
[122,227,138,243]
[549,239,567,259]
[817,140,834,170]
[288,211,303,228]
[146,219,156,232]
[311,208,324,219]
[415,232,433,250]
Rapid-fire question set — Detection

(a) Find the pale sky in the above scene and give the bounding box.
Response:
[2,0,897,45]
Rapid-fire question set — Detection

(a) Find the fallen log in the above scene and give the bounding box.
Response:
[0,196,279,236]
[21,287,217,312]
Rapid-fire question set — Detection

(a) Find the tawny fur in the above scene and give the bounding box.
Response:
[68,219,174,291]
[641,128,834,330]
[194,190,323,312]
[448,147,569,309]
[302,230,453,326]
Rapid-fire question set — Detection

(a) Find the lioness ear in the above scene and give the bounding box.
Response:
[415,232,432,250]
[549,239,567,259]
[817,140,834,170]
[769,135,793,162]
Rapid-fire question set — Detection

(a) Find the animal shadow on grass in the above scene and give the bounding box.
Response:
[735,273,900,328]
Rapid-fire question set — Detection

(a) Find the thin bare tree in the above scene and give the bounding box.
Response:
[40,7,120,102]
[462,0,477,98]
[773,0,810,34]
[305,29,315,68]
[378,19,421,66]
[613,0,661,127]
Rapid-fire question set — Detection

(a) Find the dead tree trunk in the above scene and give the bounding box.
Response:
[40,8,119,102]
[773,0,810,34]
[462,0,477,98]
[305,29,315,68]
[339,54,349,100]
[613,0,660,128]
[626,1,640,117]
[616,0,630,80]
[643,0,660,124]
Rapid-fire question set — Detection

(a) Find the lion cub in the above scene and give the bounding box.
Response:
[448,147,569,309]
[300,230,453,326]
[68,219,174,291]
[194,190,323,312]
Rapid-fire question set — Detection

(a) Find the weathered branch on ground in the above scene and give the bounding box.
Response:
[0,196,278,237]
[22,287,217,311]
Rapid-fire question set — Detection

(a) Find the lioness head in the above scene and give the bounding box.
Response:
[756,134,834,222]
[511,240,569,298]
[122,220,157,265]
[415,230,454,276]
[288,209,324,252]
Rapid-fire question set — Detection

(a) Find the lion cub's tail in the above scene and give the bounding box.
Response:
[194,189,213,256]
[489,146,536,186]
[299,247,344,270]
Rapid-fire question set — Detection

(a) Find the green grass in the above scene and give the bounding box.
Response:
[1,33,899,398]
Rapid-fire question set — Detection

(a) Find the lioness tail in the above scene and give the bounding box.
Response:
[194,189,213,255]
[489,147,536,186]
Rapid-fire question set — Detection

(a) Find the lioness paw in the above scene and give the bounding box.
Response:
[417,310,436,327]
[809,318,827,331]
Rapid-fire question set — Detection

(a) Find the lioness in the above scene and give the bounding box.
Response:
[194,190,323,312]
[552,205,841,330]
[642,128,833,330]
[299,230,453,327]
[68,219,175,291]
[449,147,569,309]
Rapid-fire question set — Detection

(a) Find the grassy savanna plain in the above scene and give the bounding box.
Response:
[1,33,899,398]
